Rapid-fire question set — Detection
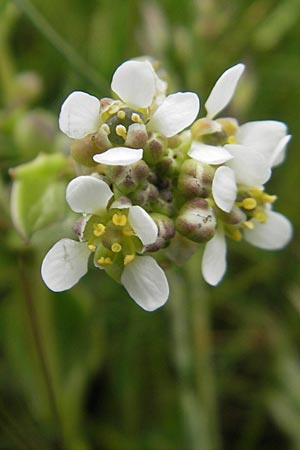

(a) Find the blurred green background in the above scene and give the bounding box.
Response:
[1,0,300,449]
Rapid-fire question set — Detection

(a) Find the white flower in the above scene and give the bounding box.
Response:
[41,175,169,311]
[188,64,291,212]
[202,209,292,286]
[59,59,200,166]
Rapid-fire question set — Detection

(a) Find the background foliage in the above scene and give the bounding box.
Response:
[1,0,300,449]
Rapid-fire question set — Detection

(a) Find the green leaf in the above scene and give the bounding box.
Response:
[10,152,69,239]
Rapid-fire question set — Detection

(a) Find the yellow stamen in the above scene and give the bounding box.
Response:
[93,223,106,237]
[98,256,112,266]
[242,198,257,210]
[228,228,242,241]
[131,113,143,123]
[108,104,119,115]
[101,123,111,135]
[111,243,122,253]
[117,110,126,120]
[88,244,96,252]
[122,227,134,236]
[115,124,127,139]
[243,221,254,230]
[112,213,127,226]
[124,254,135,265]
[253,210,267,223]
[262,193,277,203]
[227,135,237,144]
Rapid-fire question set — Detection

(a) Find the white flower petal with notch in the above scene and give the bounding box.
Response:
[202,231,227,286]
[111,60,155,108]
[188,142,233,165]
[93,147,143,166]
[244,211,293,250]
[148,92,200,137]
[41,239,90,292]
[128,206,158,246]
[66,175,113,214]
[59,91,100,139]
[121,256,169,311]
[212,166,237,212]
[205,64,245,119]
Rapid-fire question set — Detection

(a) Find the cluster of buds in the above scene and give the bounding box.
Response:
[41,59,292,310]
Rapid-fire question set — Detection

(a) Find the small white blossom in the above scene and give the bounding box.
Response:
[41,175,169,311]
[59,60,200,166]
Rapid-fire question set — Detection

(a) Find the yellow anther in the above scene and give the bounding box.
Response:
[112,213,127,226]
[124,254,135,266]
[243,221,255,230]
[111,243,122,253]
[98,256,112,266]
[122,227,134,236]
[248,187,263,198]
[88,244,96,252]
[228,228,242,241]
[101,123,111,135]
[227,135,237,144]
[242,198,257,210]
[115,124,127,139]
[108,104,119,115]
[253,210,267,223]
[262,193,277,203]
[93,223,106,237]
[117,110,126,120]
[131,113,143,123]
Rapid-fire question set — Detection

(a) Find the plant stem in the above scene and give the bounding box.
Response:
[168,251,221,450]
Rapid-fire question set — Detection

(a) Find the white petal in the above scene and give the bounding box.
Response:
[212,166,237,212]
[202,231,227,286]
[93,147,143,166]
[111,60,155,108]
[188,142,233,164]
[205,64,245,119]
[41,239,90,292]
[270,134,291,167]
[128,206,158,245]
[148,92,200,137]
[225,144,271,186]
[121,256,169,311]
[58,91,100,139]
[66,175,113,214]
[244,211,293,250]
[237,120,288,164]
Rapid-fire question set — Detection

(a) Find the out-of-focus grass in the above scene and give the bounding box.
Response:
[1,0,300,449]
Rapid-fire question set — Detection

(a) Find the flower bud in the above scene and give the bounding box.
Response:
[146,213,175,251]
[157,153,178,176]
[152,196,175,216]
[178,159,214,198]
[175,198,216,243]
[12,71,43,106]
[125,123,148,149]
[130,182,159,207]
[71,137,99,167]
[107,160,149,194]
[143,133,167,165]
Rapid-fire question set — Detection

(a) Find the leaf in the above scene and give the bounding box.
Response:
[10,153,69,239]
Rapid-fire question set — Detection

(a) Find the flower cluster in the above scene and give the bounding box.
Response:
[41,59,292,310]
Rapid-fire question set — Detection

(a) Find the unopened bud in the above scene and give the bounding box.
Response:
[143,134,167,165]
[157,153,178,175]
[71,136,99,167]
[125,123,148,148]
[130,182,159,207]
[175,198,216,243]
[12,71,43,106]
[152,196,175,216]
[146,213,175,252]
[178,159,214,198]
[107,160,149,194]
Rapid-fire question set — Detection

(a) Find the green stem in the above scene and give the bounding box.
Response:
[18,254,65,450]
[12,0,109,92]
[0,3,18,105]
[168,251,221,450]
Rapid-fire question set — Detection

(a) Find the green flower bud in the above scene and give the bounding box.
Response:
[178,159,214,198]
[143,133,167,165]
[157,152,178,176]
[125,123,148,149]
[107,160,149,194]
[152,196,175,216]
[175,198,216,243]
[146,213,175,252]
[130,182,159,207]
[12,71,43,106]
